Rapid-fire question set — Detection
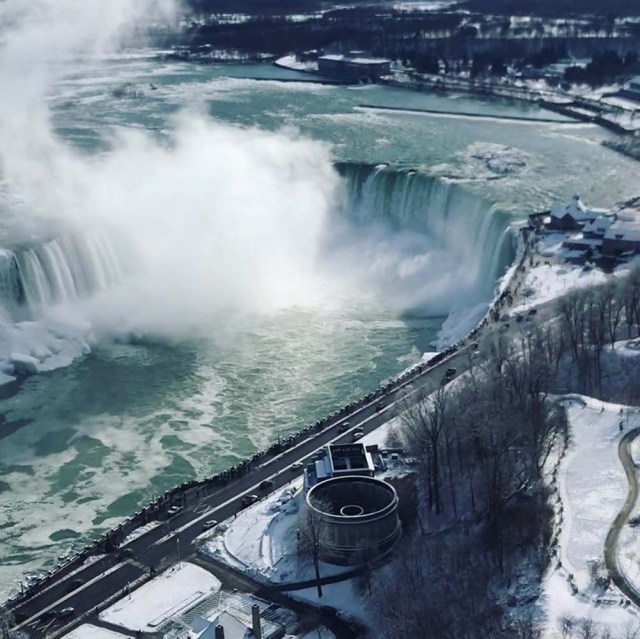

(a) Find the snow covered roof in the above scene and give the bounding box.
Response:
[629,75,640,89]
[604,221,640,243]
[197,612,249,639]
[550,194,596,222]
[582,215,614,235]
[318,54,390,65]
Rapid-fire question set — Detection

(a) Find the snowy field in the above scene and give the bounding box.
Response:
[98,562,221,633]
[540,396,640,637]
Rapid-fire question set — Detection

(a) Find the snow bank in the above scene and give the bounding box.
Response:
[0,316,92,383]
[511,264,611,314]
[99,562,221,633]
[61,625,127,639]
[433,302,488,350]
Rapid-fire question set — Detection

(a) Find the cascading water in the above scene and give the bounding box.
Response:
[335,162,515,311]
[0,230,128,320]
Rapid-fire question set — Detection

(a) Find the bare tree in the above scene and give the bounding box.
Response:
[298,498,331,598]
[401,387,449,514]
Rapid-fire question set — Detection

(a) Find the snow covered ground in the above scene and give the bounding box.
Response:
[540,396,640,637]
[433,302,488,349]
[512,263,612,314]
[61,626,126,639]
[200,479,352,585]
[98,561,221,633]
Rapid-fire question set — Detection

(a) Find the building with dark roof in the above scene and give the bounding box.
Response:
[318,54,391,81]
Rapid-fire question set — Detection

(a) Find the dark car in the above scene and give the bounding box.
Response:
[65,577,84,593]
[116,548,136,561]
[55,607,75,619]
[241,494,259,507]
[337,421,350,432]
[259,479,274,492]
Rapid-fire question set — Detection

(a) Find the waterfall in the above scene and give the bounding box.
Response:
[336,162,514,308]
[0,230,128,320]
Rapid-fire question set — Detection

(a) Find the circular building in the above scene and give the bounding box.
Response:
[305,476,401,565]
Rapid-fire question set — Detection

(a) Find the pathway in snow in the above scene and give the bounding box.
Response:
[540,397,640,637]
[606,427,640,606]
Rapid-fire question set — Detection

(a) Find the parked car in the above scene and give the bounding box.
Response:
[167,505,182,516]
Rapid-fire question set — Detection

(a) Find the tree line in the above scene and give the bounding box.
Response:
[370,264,640,638]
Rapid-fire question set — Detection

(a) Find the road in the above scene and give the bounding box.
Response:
[604,427,640,605]
[5,339,472,638]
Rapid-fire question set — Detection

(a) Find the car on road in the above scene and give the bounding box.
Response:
[167,505,183,516]
[55,607,75,619]
[337,421,350,432]
[290,461,304,472]
[375,401,385,412]
[351,429,364,441]
[441,367,457,385]
[259,479,275,492]
[202,519,218,531]
[241,494,259,507]
[65,577,84,593]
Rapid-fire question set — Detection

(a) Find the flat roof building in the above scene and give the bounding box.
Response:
[305,443,376,488]
[318,54,391,81]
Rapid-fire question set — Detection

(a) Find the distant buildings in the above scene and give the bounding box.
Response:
[317,53,391,81]
[542,195,640,260]
[602,214,640,256]
[619,76,640,103]
[548,194,605,230]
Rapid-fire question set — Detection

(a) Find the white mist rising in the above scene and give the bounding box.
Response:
[60,116,344,337]
[0,0,351,341]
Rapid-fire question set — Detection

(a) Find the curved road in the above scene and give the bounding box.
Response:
[604,426,640,605]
